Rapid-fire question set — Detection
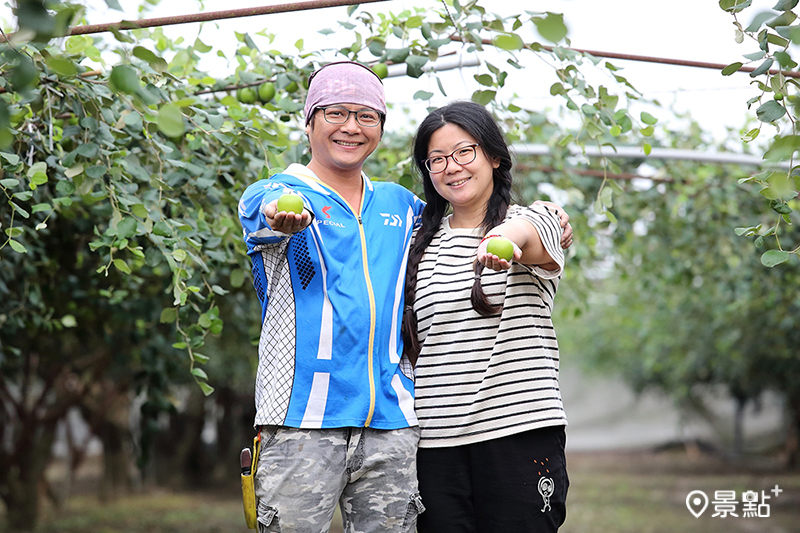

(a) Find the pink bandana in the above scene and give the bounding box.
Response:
[304,61,386,125]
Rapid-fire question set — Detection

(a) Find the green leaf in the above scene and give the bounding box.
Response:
[763,135,800,160]
[61,315,77,327]
[756,100,787,122]
[475,74,494,87]
[108,64,140,94]
[761,249,790,266]
[722,62,744,75]
[197,381,215,396]
[116,217,138,239]
[750,57,775,77]
[766,32,790,47]
[113,258,131,274]
[173,248,188,262]
[746,54,768,66]
[492,33,524,50]
[65,164,84,178]
[4,226,23,238]
[131,204,149,219]
[9,239,27,253]
[133,45,167,72]
[30,172,48,186]
[10,201,29,218]
[191,368,209,380]
[44,55,77,77]
[192,38,212,53]
[761,172,798,200]
[472,89,496,106]
[413,90,434,101]
[76,142,100,158]
[774,0,798,10]
[405,55,428,78]
[0,152,20,166]
[192,352,210,364]
[719,0,752,12]
[742,128,760,142]
[746,11,776,31]
[640,112,658,125]
[533,13,568,43]
[157,104,185,138]
[230,269,246,288]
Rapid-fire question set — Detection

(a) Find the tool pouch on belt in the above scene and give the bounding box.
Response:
[241,434,261,529]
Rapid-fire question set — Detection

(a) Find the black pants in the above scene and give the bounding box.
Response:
[416,426,569,533]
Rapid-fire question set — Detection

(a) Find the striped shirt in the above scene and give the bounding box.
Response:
[413,204,567,448]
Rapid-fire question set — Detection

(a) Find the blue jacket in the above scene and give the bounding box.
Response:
[238,164,424,430]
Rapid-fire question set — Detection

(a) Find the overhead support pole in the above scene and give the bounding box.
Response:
[451,36,800,80]
[1,0,389,42]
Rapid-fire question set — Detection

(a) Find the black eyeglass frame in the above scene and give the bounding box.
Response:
[317,105,383,128]
[424,143,481,173]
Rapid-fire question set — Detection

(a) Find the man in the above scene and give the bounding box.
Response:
[238,61,425,533]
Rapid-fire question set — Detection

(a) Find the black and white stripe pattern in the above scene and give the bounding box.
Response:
[414,205,567,448]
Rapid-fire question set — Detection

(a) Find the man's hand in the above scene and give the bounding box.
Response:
[263,199,313,234]
[534,200,573,249]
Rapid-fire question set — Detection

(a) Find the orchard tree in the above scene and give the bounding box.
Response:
[720,0,800,265]
[550,115,800,463]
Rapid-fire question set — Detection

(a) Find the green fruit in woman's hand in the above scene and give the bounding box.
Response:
[258,82,276,103]
[486,237,515,261]
[237,87,257,104]
[276,194,304,214]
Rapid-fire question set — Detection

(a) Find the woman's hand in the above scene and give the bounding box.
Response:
[477,235,522,272]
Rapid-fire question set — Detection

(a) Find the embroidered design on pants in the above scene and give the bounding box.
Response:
[538,476,554,512]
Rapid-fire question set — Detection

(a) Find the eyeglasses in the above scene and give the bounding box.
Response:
[424,144,480,173]
[318,106,382,127]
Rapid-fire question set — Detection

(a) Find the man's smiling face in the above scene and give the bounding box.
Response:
[305,103,382,178]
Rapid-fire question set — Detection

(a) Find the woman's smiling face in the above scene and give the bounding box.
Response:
[426,123,498,219]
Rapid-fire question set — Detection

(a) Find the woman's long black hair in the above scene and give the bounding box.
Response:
[401,101,514,366]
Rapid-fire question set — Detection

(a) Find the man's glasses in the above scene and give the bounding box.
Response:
[318,106,382,127]
[424,144,480,173]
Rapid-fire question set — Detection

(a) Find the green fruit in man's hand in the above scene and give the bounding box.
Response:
[237,87,257,104]
[486,237,515,261]
[258,82,276,103]
[372,63,389,79]
[276,194,304,214]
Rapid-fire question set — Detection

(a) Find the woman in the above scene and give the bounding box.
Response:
[402,100,569,532]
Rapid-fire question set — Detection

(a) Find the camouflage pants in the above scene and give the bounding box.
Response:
[255,425,424,533]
